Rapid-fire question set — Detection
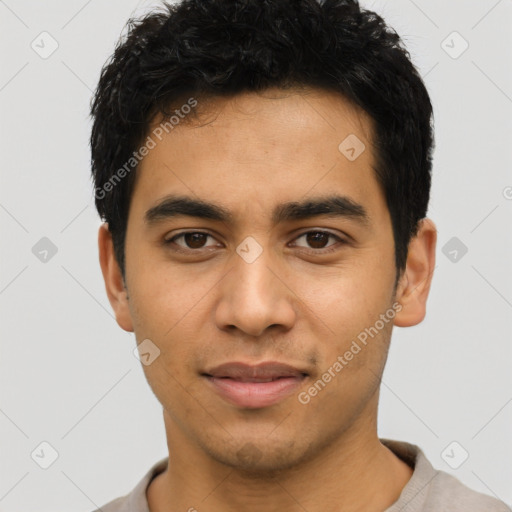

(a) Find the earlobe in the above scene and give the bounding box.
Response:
[394,218,437,327]
[98,223,134,332]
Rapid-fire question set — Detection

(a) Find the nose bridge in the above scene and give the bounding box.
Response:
[215,241,296,337]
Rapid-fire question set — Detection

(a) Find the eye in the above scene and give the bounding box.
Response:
[164,231,219,251]
[163,229,347,254]
[291,230,345,253]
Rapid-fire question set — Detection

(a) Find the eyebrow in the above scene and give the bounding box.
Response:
[144,194,370,227]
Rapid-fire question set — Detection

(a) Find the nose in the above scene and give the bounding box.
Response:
[214,247,297,338]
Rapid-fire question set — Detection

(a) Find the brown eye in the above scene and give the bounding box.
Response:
[293,230,342,251]
[165,231,217,250]
[304,231,331,249]
[182,232,208,249]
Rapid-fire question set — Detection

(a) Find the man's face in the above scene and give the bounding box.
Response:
[112,88,406,471]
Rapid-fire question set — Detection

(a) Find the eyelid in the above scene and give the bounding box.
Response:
[292,228,346,240]
[164,228,348,254]
[165,230,219,248]
[289,229,347,251]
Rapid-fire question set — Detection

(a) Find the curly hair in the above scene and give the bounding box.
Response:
[90,0,434,280]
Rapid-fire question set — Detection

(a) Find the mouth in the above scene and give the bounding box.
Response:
[201,361,309,409]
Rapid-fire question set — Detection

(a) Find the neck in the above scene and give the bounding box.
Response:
[147,408,413,512]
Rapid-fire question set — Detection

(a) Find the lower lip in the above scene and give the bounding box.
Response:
[204,375,306,409]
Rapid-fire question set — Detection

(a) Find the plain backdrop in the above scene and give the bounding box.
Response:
[1,0,511,510]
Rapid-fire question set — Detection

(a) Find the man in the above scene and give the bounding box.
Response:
[90,0,509,510]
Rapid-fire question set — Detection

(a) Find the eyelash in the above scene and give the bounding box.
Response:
[163,230,347,255]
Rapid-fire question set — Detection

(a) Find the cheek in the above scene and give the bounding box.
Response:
[126,262,214,376]
[295,257,394,325]
[288,262,396,382]
[127,257,207,335]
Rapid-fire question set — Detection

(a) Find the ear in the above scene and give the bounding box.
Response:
[98,223,134,332]
[394,218,437,327]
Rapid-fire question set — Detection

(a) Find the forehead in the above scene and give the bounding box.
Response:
[131,87,384,223]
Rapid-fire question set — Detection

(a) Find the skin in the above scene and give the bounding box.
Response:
[99,87,437,512]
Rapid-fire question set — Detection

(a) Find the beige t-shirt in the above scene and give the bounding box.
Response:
[93,439,510,511]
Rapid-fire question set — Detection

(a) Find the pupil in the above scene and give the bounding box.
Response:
[307,232,328,249]
[185,233,206,248]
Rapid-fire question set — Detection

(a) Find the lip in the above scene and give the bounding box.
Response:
[202,361,308,409]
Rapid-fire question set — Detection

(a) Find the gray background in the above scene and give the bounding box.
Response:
[1,0,511,510]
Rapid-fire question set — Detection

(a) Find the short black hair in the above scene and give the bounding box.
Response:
[90,0,434,282]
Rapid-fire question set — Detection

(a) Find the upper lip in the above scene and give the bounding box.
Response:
[202,361,308,381]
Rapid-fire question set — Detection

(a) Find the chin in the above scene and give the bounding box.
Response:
[202,436,317,477]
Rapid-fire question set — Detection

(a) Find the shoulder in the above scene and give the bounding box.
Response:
[427,470,510,512]
[381,439,510,512]
[92,495,128,512]
[89,457,169,512]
